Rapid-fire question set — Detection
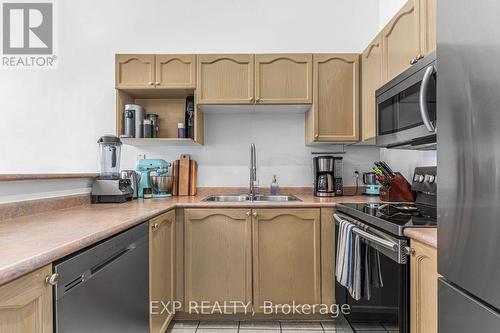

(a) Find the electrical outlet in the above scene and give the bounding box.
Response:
[352,164,361,177]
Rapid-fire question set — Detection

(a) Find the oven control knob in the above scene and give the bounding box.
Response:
[413,174,421,182]
[416,175,425,183]
[428,175,436,183]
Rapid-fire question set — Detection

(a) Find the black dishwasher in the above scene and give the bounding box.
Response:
[54,222,149,333]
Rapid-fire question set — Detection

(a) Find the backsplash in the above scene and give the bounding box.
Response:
[121,112,381,187]
[379,148,437,181]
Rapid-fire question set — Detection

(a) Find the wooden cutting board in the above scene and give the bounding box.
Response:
[178,154,191,196]
[189,160,197,195]
[172,160,179,196]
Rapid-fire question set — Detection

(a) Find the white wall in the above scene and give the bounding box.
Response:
[0,0,381,187]
[378,0,407,29]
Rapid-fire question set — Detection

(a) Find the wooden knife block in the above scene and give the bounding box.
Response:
[379,173,415,202]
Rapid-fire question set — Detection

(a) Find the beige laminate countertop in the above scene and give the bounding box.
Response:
[404,228,437,249]
[0,193,378,286]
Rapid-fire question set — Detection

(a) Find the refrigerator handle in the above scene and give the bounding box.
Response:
[419,65,436,132]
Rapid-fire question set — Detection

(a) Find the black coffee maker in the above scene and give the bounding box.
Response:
[313,156,343,197]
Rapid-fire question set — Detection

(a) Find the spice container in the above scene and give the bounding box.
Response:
[178,122,185,138]
[143,119,153,138]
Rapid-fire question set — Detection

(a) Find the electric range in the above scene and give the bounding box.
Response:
[336,201,436,237]
[334,166,437,333]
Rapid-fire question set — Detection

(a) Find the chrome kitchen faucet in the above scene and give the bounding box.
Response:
[249,143,258,200]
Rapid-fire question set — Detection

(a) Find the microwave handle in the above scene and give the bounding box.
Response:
[419,65,436,132]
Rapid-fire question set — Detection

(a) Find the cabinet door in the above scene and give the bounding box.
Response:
[253,209,321,311]
[197,54,254,104]
[255,54,312,104]
[184,209,252,310]
[361,35,383,141]
[410,240,438,333]
[0,265,53,333]
[115,54,155,88]
[309,54,359,142]
[382,0,421,81]
[149,210,176,333]
[420,0,437,56]
[155,54,196,88]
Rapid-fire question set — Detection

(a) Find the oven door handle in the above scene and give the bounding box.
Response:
[333,214,399,252]
[419,65,436,132]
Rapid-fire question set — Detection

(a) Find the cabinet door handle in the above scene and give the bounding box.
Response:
[45,273,60,286]
[416,54,424,60]
[148,81,154,86]
[152,223,159,231]
[155,82,160,86]
[256,97,261,103]
[252,212,258,217]
[246,211,251,216]
[410,58,418,65]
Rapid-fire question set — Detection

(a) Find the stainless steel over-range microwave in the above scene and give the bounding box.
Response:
[376,52,436,150]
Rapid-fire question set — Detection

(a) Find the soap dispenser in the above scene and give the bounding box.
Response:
[270,175,279,195]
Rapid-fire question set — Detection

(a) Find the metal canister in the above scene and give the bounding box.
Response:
[146,114,159,138]
[143,119,153,138]
[123,109,135,137]
[124,104,144,138]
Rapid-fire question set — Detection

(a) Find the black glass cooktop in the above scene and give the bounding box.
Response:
[336,202,437,236]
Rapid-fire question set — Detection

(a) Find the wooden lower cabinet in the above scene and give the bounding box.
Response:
[184,209,252,310]
[150,210,176,333]
[410,240,437,333]
[0,265,53,333]
[252,209,321,312]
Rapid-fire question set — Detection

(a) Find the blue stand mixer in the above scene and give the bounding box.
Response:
[136,159,173,198]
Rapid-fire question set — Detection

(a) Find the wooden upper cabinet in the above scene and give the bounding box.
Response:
[116,54,155,88]
[252,209,321,311]
[184,209,252,309]
[306,54,359,143]
[361,35,383,142]
[155,54,196,88]
[381,0,421,81]
[255,54,312,104]
[410,240,438,333]
[0,265,53,333]
[149,210,176,333]
[420,0,437,55]
[197,54,255,104]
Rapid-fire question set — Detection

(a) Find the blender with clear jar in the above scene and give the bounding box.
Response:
[91,135,133,203]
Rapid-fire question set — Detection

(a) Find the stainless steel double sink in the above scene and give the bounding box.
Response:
[202,194,301,202]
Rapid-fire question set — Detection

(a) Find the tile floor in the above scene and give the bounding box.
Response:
[167,319,400,333]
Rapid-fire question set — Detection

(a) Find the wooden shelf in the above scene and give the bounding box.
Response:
[121,138,200,147]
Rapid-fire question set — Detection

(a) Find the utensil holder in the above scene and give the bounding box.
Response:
[379,172,415,202]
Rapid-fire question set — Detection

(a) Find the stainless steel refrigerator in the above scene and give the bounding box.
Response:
[438,0,500,331]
